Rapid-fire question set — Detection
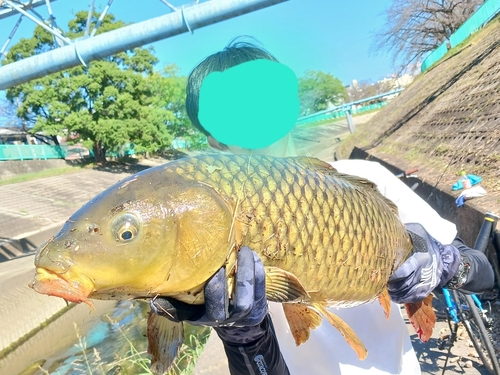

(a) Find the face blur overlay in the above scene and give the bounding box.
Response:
[198,59,300,151]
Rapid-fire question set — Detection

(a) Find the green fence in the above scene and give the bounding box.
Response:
[0,145,67,161]
[296,102,388,126]
[421,0,500,72]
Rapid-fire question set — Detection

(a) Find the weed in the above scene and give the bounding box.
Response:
[64,312,211,375]
[0,167,83,186]
[74,322,99,375]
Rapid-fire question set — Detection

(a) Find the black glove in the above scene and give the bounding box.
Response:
[446,238,494,294]
[150,246,268,330]
[387,223,461,304]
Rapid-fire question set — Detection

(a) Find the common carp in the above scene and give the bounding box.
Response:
[30,154,435,373]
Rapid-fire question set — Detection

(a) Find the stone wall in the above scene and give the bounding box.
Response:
[0,159,69,181]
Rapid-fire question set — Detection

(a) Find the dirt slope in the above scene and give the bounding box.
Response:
[338,16,500,216]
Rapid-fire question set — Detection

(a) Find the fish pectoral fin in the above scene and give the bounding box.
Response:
[313,303,368,361]
[405,294,436,342]
[378,287,391,319]
[282,303,322,346]
[264,267,310,303]
[147,311,184,374]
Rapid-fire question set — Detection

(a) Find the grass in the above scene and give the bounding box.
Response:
[424,13,500,73]
[38,314,212,375]
[0,166,84,186]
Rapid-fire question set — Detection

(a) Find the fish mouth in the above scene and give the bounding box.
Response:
[29,267,95,309]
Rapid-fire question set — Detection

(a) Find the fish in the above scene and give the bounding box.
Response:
[30,154,436,373]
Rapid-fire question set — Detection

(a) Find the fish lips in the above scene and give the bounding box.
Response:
[30,267,95,308]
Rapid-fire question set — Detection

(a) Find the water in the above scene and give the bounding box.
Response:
[8,301,209,375]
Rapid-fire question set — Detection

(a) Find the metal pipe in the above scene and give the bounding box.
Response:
[297,88,405,122]
[1,15,24,59]
[90,0,115,37]
[0,0,287,89]
[45,0,54,19]
[0,0,58,21]
[2,0,71,45]
[159,0,178,12]
[84,0,96,37]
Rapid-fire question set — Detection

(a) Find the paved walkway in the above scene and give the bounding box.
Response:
[0,169,132,240]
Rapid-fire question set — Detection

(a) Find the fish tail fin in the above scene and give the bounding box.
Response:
[282,303,323,346]
[147,311,184,374]
[313,303,368,360]
[404,294,436,342]
[378,287,391,319]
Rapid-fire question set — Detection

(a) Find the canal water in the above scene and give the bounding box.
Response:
[3,300,209,375]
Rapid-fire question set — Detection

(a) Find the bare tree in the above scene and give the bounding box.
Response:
[374,0,484,70]
[347,79,396,102]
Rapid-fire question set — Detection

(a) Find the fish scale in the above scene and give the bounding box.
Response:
[165,154,412,305]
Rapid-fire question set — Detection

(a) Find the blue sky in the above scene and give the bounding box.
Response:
[0,0,394,86]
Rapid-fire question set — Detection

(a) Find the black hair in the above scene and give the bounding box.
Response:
[186,37,278,136]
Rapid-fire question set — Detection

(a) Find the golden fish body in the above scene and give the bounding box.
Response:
[171,154,412,306]
[31,154,420,367]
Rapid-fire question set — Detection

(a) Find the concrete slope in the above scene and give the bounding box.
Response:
[338,18,500,218]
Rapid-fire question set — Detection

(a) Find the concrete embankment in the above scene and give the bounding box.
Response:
[0,167,134,373]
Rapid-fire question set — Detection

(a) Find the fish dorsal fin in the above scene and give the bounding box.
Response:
[336,172,400,216]
[282,303,323,345]
[264,266,310,303]
[404,294,436,342]
[147,311,184,374]
[292,156,338,174]
[313,303,368,360]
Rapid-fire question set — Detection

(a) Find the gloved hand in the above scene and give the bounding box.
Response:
[150,246,268,329]
[387,223,461,304]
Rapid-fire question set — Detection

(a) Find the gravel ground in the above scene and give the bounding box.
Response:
[409,291,500,375]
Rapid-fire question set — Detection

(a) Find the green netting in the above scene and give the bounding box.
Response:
[0,145,67,161]
[421,0,500,72]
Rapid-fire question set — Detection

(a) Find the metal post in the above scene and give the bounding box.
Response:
[0,0,288,89]
[346,108,355,133]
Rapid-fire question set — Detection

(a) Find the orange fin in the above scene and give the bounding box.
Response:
[313,303,368,360]
[404,294,436,342]
[378,288,391,319]
[265,267,310,303]
[282,303,323,346]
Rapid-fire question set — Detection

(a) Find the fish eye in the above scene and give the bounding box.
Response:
[111,213,140,242]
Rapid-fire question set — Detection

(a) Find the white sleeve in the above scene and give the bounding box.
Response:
[330,160,457,244]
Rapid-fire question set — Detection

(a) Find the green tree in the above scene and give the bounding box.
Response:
[4,11,178,162]
[298,70,347,116]
[150,65,208,151]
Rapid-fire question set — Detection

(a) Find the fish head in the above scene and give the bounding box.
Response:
[31,167,235,304]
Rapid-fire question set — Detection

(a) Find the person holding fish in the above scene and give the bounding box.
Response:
[150,40,495,375]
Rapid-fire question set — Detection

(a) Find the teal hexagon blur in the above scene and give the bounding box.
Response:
[198,59,299,150]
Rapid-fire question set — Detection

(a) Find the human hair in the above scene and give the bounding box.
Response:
[186,38,278,136]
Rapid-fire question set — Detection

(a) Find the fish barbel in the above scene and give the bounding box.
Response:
[30,154,435,373]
